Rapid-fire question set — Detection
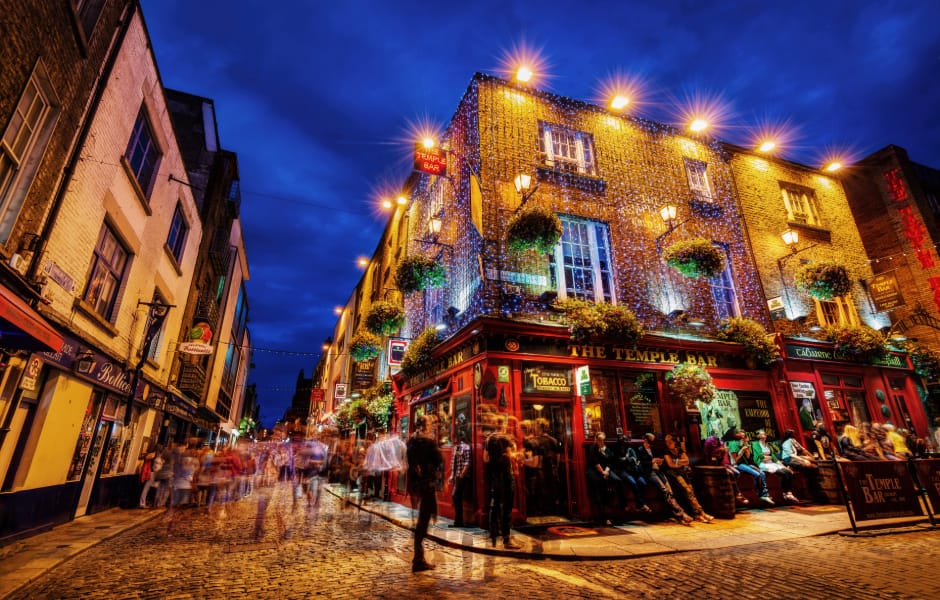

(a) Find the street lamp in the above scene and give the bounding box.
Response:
[124,300,174,426]
[655,203,691,251]
[513,172,540,212]
[776,228,818,317]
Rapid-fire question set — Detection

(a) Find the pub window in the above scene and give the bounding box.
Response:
[583,370,620,439]
[821,373,869,429]
[537,121,596,175]
[814,296,859,328]
[683,158,713,203]
[780,183,821,226]
[549,215,615,302]
[83,222,129,321]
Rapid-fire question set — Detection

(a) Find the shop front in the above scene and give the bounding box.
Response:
[391,318,798,525]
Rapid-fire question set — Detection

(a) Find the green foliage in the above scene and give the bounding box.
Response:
[335,398,367,432]
[716,317,780,367]
[399,327,441,378]
[904,342,940,382]
[363,383,394,431]
[365,301,405,335]
[795,262,852,300]
[349,331,382,362]
[664,238,726,279]
[554,299,643,344]
[395,256,446,294]
[823,325,887,362]
[506,205,563,255]
[666,363,716,405]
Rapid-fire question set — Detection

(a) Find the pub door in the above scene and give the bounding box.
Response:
[521,401,573,519]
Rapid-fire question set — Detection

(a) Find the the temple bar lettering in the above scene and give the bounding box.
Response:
[568,344,718,367]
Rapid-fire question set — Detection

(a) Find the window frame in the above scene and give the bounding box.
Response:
[780,183,821,226]
[683,158,714,203]
[550,215,615,303]
[537,121,597,176]
[708,243,740,321]
[124,108,162,198]
[814,296,860,328]
[0,62,59,242]
[165,202,189,263]
[83,222,130,322]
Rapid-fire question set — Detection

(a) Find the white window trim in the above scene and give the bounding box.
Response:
[539,122,596,176]
[709,245,740,320]
[814,296,860,328]
[683,158,713,202]
[552,216,615,303]
[781,185,821,226]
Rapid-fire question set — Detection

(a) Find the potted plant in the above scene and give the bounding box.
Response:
[663,238,726,279]
[395,256,446,294]
[506,205,563,255]
[665,363,717,411]
[715,317,780,367]
[399,327,440,378]
[365,300,405,335]
[554,299,643,345]
[795,262,852,300]
[823,325,887,362]
[904,342,940,382]
[363,383,395,431]
[349,331,382,361]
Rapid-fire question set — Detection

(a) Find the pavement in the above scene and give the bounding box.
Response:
[0,485,932,599]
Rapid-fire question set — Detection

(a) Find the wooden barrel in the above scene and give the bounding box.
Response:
[692,465,736,519]
[815,461,844,504]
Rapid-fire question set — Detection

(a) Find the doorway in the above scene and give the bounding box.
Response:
[521,401,573,519]
[75,420,111,517]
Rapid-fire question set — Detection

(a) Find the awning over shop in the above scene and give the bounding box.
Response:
[0,284,63,352]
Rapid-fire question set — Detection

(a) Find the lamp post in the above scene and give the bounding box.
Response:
[775,228,817,317]
[513,172,539,213]
[124,300,173,426]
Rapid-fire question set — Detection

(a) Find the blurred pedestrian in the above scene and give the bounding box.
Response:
[449,433,471,527]
[484,416,522,549]
[406,415,443,573]
[138,450,160,508]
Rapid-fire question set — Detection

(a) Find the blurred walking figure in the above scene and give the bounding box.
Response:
[406,415,443,573]
[484,416,522,549]
[153,446,175,508]
[449,433,471,527]
[138,450,161,508]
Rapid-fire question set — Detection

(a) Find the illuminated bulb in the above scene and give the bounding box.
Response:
[758,141,776,153]
[610,95,629,111]
[825,162,842,172]
[421,137,435,149]
[396,195,407,205]
[382,198,392,209]
[516,66,533,83]
[333,306,343,315]
[357,257,369,268]
[689,119,708,132]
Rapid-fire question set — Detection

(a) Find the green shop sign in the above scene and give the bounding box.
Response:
[785,344,908,369]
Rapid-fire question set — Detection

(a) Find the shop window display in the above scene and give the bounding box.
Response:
[66,392,104,481]
[623,372,660,438]
[582,371,620,438]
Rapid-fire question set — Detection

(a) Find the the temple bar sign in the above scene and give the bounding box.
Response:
[414,144,446,176]
[868,271,904,312]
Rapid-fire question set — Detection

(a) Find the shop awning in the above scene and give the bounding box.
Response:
[0,284,63,352]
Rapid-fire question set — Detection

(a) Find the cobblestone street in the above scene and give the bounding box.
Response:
[7,483,940,599]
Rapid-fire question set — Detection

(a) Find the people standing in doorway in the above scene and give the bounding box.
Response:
[406,415,443,573]
[449,433,471,527]
[484,416,522,549]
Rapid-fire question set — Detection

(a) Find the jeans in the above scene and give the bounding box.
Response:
[737,463,769,496]
[586,469,626,521]
[647,470,688,520]
[452,476,470,525]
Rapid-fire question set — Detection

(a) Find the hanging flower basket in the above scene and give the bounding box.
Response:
[395,256,446,294]
[795,262,852,300]
[365,301,405,335]
[823,325,886,362]
[506,205,563,255]
[904,342,940,382]
[553,299,643,345]
[716,317,780,367]
[349,331,382,362]
[665,363,717,408]
[399,327,440,378]
[663,238,726,279]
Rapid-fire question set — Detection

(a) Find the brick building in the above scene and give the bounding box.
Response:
[320,72,933,526]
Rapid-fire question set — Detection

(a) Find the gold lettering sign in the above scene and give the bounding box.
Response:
[568,345,717,367]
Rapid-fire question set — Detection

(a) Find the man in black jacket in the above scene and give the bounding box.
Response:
[406,415,443,572]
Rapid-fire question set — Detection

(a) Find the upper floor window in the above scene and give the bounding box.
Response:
[84,223,129,321]
[166,203,189,263]
[781,184,821,226]
[124,109,161,197]
[683,158,713,203]
[232,284,248,341]
[0,63,58,242]
[549,215,614,302]
[815,296,859,328]
[709,244,739,321]
[537,122,596,176]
